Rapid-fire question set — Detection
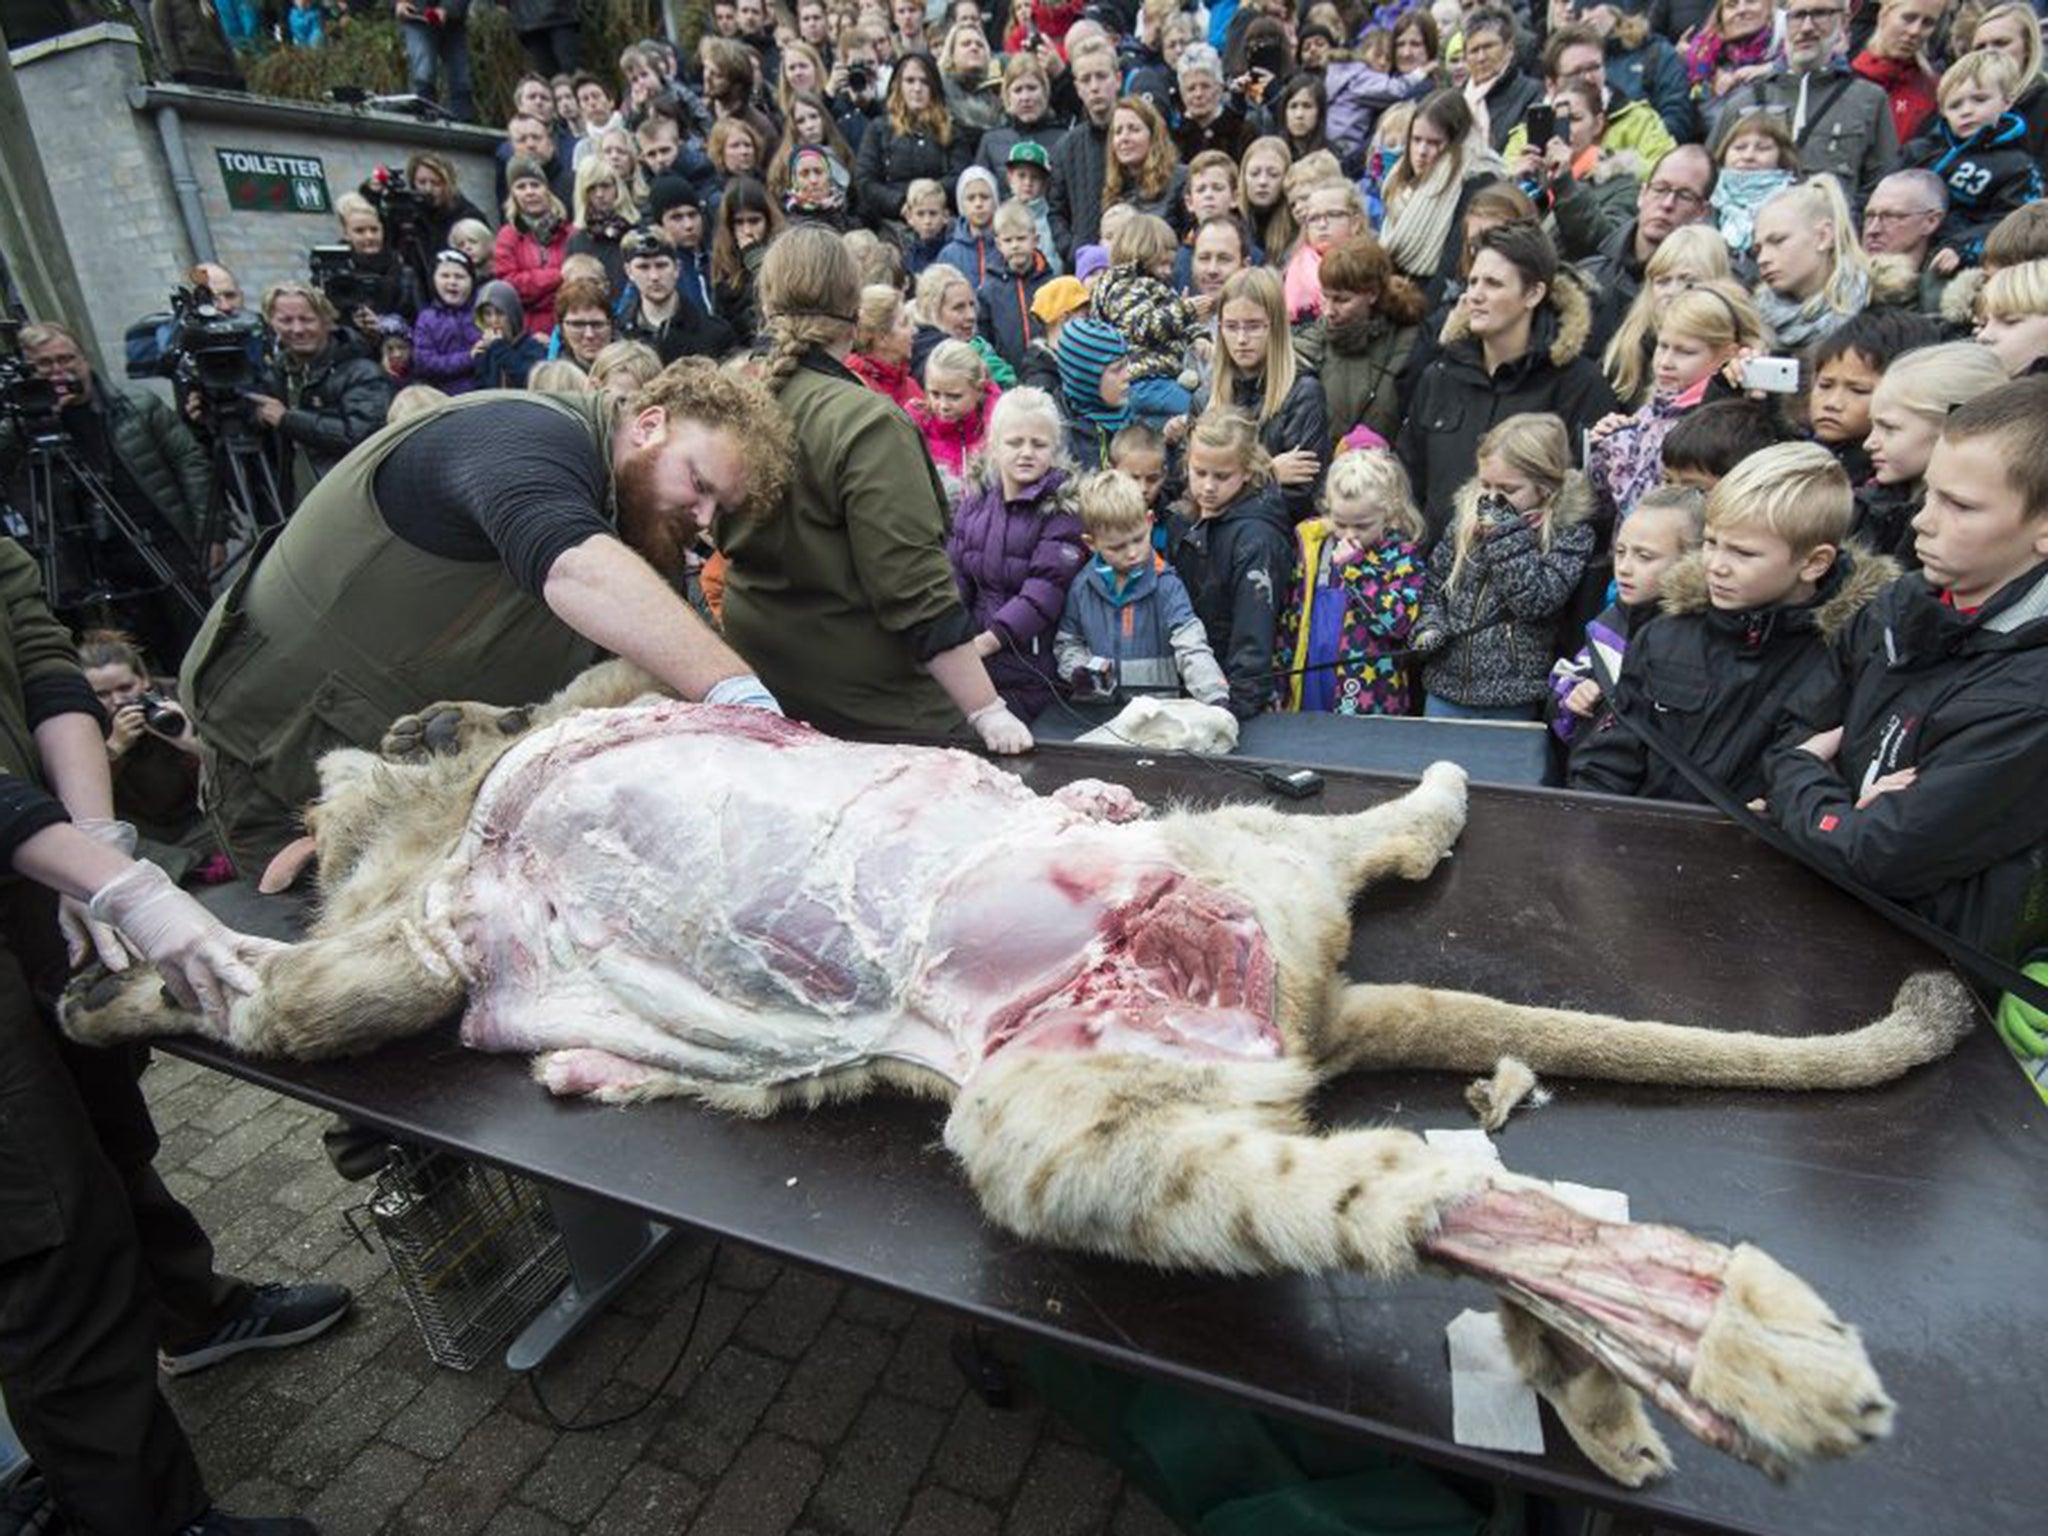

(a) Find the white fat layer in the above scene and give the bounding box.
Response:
[446,707,1191,1089]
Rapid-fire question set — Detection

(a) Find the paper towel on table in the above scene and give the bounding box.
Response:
[1547,1180,1630,1223]
[1446,1309,1545,1453]
[1423,1128,1502,1164]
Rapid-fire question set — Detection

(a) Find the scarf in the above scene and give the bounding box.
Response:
[1756,264,1868,348]
[1380,138,1506,282]
[1711,168,1795,256]
[518,209,564,247]
[1685,23,1779,91]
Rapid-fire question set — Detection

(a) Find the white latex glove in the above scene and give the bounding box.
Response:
[704,674,784,714]
[60,818,140,972]
[967,699,1034,755]
[89,862,286,1023]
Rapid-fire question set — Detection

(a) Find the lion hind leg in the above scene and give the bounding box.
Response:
[944,1049,1492,1277]
[1321,971,1975,1089]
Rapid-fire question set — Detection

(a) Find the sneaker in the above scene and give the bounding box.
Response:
[159,1282,353,1377]
[177,1512,318,1535]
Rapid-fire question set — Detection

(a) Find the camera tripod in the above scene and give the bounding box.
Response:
[15,419,210,626]
[195,397,289,554]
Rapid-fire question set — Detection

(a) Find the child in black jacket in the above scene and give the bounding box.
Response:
[1570,442,1896,804]
[1906,51,2047,274]
[1166,412,1294,720]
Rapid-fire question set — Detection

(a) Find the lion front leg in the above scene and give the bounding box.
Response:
[943,1048,1492,1278]
[380,659,669,763]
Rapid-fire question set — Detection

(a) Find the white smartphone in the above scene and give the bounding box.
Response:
[1738,355,1802,394]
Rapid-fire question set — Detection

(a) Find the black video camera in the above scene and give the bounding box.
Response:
[165,284,266,399]
[0,318,64,436]
[137,689,185,732]
[362,164,430,247]
[310,245,382,315]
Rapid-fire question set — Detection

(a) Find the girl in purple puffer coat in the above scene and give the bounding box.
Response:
[409,250,481,395]
[946,387,1088,722]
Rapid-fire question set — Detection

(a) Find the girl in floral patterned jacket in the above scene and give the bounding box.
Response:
[1275,449,1426,715]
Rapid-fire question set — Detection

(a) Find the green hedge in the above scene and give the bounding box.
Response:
[240,2,693,128]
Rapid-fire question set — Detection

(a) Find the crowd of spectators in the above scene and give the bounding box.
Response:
[11,0,2048,1001]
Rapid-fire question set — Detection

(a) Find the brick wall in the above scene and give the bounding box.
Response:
[9,26,501,380]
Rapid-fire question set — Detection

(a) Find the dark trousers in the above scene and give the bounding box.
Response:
[0,882,240,1534]
[517,23,579,75]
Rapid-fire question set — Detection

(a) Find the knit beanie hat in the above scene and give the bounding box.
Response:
[1056,317,1132,429]
[1074,244,1110,283]
[505,155,550,189]
[956,165,999,211]
[647,173,701,217]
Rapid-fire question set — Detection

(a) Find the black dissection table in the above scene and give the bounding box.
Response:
[167,744,2046,1536]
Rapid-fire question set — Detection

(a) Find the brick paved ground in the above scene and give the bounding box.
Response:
[144,1054,1181,1536]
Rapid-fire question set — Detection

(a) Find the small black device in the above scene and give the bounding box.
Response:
[1525,103,1557,146]
[1260,767,1325,800]
[137,690,181,731]
[845,63,869,93]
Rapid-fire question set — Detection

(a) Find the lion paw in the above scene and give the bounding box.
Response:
[1690,1244,1894,1468]
[59,964,186,1045]
[381,702,531,762]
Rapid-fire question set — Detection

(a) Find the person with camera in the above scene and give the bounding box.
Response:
[80,628,224,885]
[0,322,213,663]
[324,192,423,340]
[241,282,394,513]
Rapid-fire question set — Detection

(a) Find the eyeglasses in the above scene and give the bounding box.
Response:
[561,318,611,332]
[1865,208,1942,224]
[1784,6,1842,28]
[1644,181,1707,209]
[1464,38,1504,60]
[1557,61,1604,81]
[1304,207,1354,227]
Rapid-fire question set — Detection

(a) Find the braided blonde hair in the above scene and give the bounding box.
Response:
[756,225,862,395]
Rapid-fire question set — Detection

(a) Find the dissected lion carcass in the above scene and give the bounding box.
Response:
[64,661,1977,1487]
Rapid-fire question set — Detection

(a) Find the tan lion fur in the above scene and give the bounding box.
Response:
[58,663,1972,1485]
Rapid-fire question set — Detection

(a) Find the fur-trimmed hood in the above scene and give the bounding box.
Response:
[1439,265,1597,369]
[1449,465,1598,534]
[1587,149,1646,185]
[1940,265,1985,329]
[1868,252,1930,311]
[1656,546,1900,643]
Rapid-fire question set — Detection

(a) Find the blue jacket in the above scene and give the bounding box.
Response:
[975,258,1053,372]
[476,333,545,390]
[939,220,1001,288]
[1907,112,2046,267]
[1055,555,1228,702]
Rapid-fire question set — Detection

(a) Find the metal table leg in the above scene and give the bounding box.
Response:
[504,1188,678,1372]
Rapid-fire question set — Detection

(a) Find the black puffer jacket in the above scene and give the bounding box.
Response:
[257,337,395,501]
[975,118,1067,177]
[854,119,973,226]
[1570,548,1897,803]
[1396,272,1619,540]
[1576,216,1645,352]
[1475,66,1542,153]
[1165,483,1293,720]
[0,386,212,550]
[1194,369,1331,523]
[1416,473,1598,709]
[1763,562,2048,966]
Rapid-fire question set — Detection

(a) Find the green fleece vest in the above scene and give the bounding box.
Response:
[180,391,615,821]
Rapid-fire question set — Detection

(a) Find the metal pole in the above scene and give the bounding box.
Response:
[154,101,216,265]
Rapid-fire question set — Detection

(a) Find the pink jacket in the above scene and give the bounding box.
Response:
[909,379,1001,482]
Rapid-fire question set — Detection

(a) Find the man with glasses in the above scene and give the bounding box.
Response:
[1862,169,1953,313]
[1502,23,1675,167]
[554,280,615,372]
[1460,7,1540,153]
[1711,0,1897,207]
[1578,143,1718,346]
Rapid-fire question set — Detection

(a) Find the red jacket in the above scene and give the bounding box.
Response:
[845,351,925,413]
[1853,50,1941,148]
[493,220,574,337]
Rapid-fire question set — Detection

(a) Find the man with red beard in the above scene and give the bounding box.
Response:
[179,359,793,879]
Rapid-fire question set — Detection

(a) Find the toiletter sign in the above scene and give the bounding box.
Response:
[216,149,331,214]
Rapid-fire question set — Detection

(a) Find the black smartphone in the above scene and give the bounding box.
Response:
[1525,103,1557,147]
